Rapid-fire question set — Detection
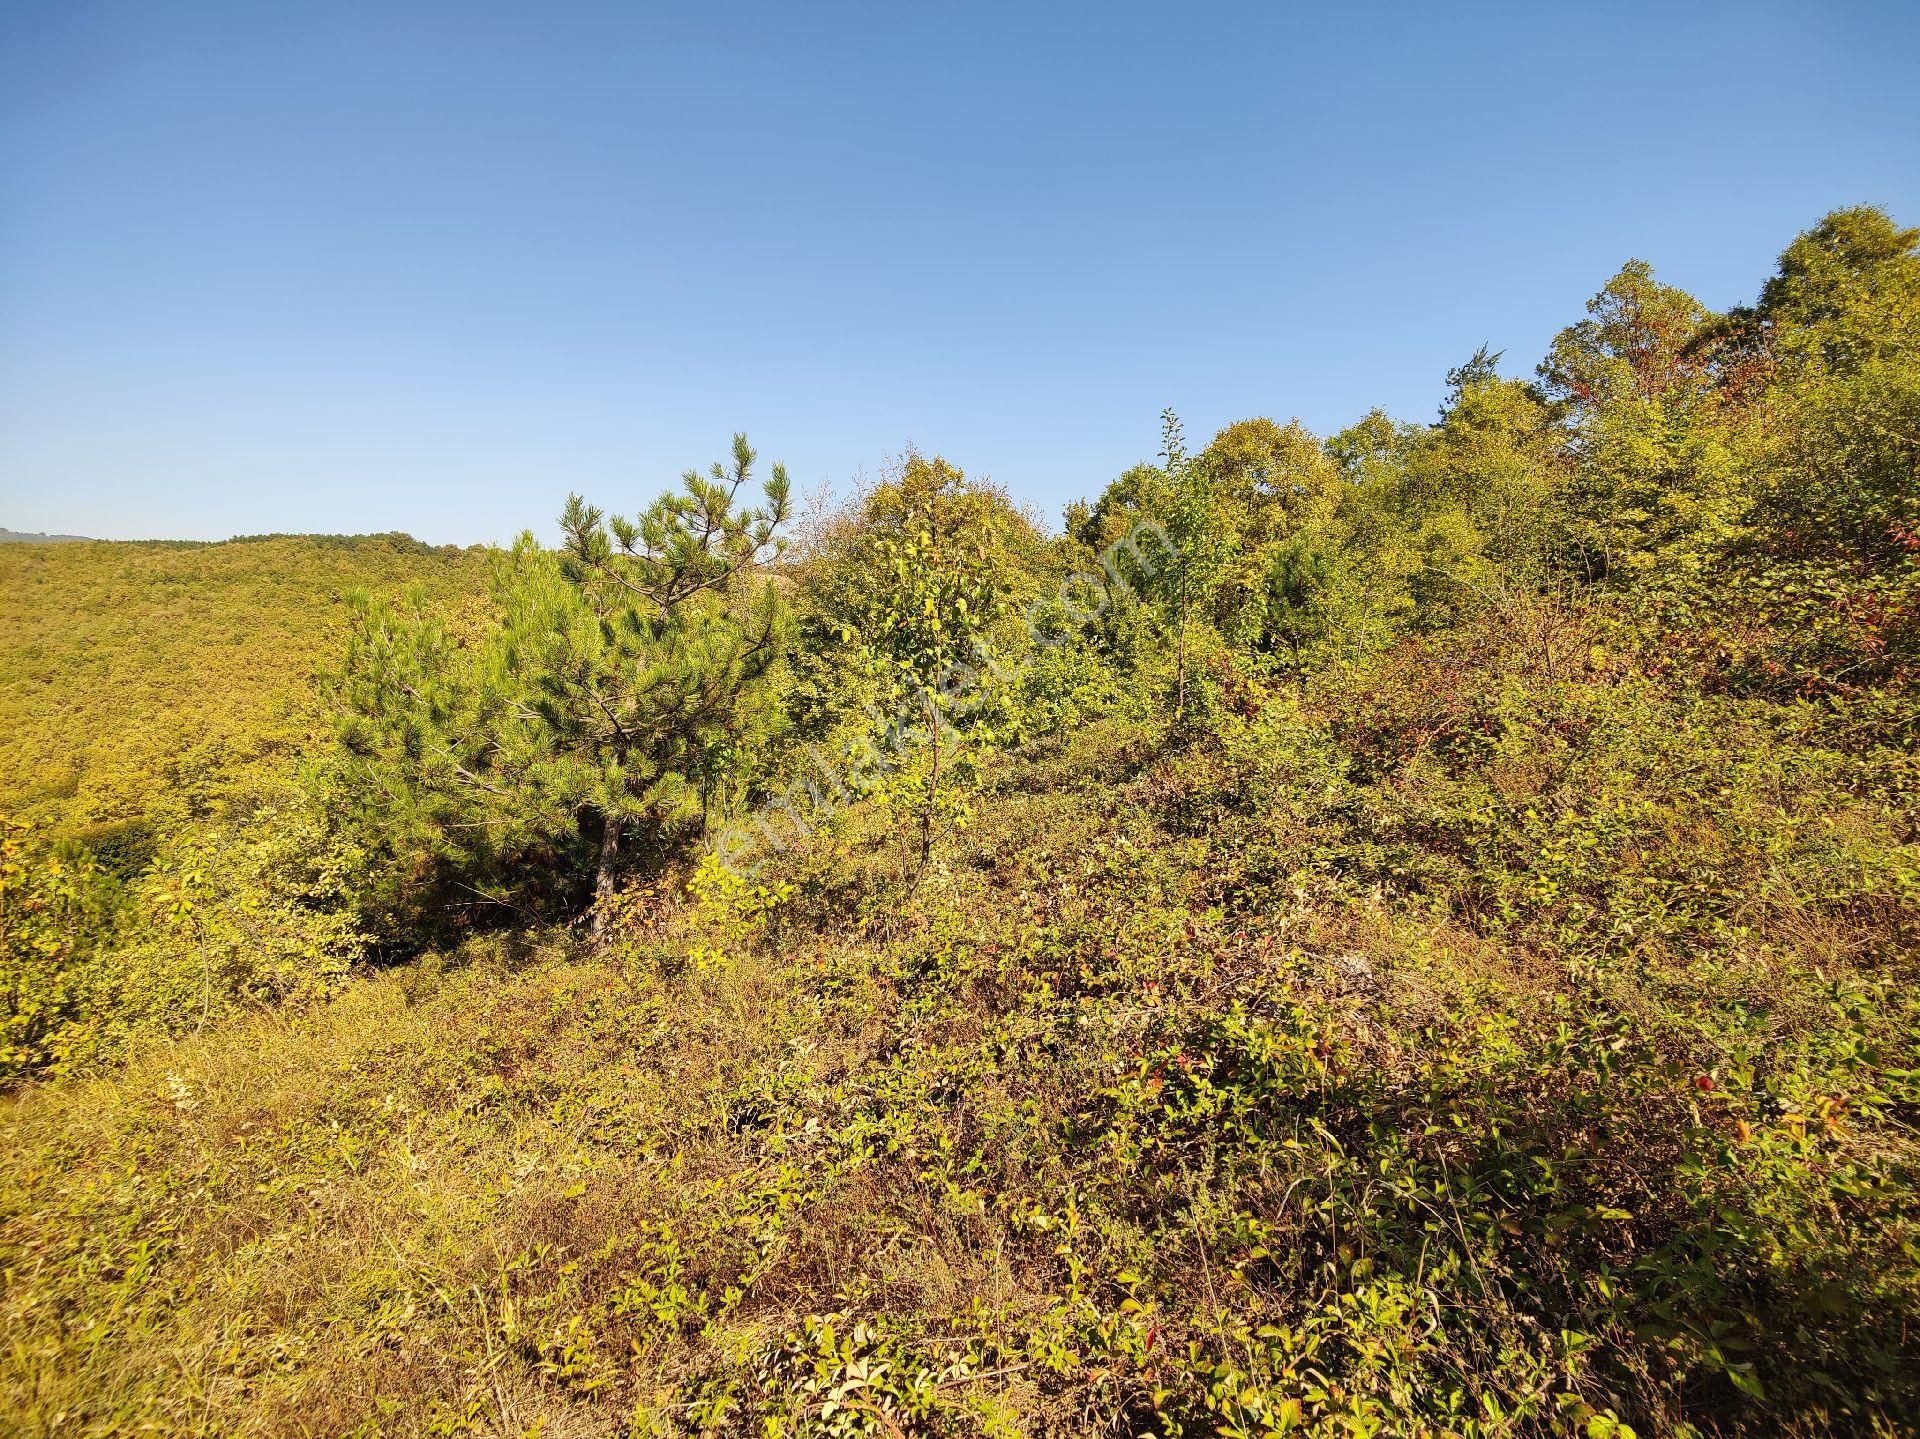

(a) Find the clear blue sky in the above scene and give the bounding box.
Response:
[3,2,1917,545]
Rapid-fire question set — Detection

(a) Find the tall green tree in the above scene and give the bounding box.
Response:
[1729,208,1920,697]
[1539,263,1740,584]
[799,455,1027,870]
[333,435,790,941]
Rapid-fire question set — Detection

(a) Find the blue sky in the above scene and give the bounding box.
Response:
[2,2,1917,544]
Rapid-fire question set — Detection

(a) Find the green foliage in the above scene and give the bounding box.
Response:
[0,533,487,834]
[793,454,1047,868]
[1246,534,1336,689]
[1,800,361,1080]
[330,437,791,942]
[113,798,363,1024]
[7,205,1920,1439]
[1,822,112,1078]
[0,536,478,1077]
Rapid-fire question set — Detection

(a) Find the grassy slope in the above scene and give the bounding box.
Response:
[2,729,1163,1437]
[5,682,1917,1437]
[2,543,1917,1436]
[0,535,490,832]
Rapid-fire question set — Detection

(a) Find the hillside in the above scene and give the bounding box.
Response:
[6,672,1917,1437]
[3,209,1919,1439]
[0,534,491,834]
[0,529,92,544]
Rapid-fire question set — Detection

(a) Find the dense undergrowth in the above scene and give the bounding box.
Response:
[5,684,1917,1437]
[4,208,1920,1437]
[0,535,488,1074]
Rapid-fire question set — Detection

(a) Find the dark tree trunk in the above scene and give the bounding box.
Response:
[590,813,623,942]
[1175,563,1188,722]
[920,697,939,872]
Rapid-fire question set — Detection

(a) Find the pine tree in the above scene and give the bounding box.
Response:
[332,435,790,940]
[1256,535,1335,695]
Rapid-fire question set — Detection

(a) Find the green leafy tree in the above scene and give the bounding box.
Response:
[1323,365,1561,638]
[1060,461,1178,668]
[1539,264,1742,584]
[1252,535,1337,694]
[1198,417,1343,645]
[1412,352,1564,588]
[1201,415,1340,548]
[809,456,1022,870]
[1726,208,1920,697]
[1751,205,1920,374]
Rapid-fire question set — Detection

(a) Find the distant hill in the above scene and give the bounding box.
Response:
[0,533,493,831]
[0,527,93,543]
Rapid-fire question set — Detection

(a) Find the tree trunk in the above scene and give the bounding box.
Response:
[1175,563,1188,722]
[590,813,623,942]
[919,696,939,871]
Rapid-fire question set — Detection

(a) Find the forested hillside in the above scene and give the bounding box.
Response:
[0,534,488,832]
[4,208,1919,1439]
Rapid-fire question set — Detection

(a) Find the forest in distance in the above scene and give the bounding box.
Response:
[3,205,1919,1438]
